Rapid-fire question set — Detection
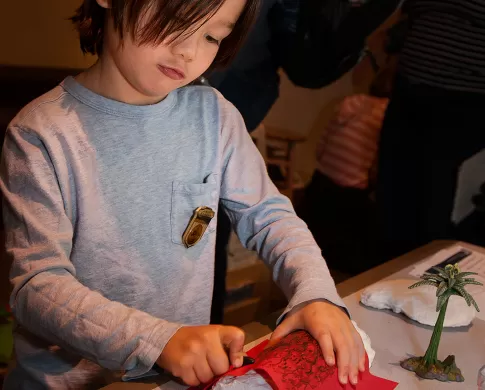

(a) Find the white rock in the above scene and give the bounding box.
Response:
[360,279,476,327]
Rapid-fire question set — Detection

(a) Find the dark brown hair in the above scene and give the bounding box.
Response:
[71,0,260,68]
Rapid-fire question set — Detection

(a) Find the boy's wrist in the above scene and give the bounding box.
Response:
[122,320,183,380]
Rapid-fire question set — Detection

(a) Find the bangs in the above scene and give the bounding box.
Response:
[111,0,226,46]
[72,0,260,68]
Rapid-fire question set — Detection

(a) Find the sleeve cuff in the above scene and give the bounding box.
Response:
[122,321,184,380]
[276,286,350,326]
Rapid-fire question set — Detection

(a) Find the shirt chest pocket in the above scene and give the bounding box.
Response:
[170,178,219,246]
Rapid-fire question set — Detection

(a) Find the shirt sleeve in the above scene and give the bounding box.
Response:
[217,95,347,321]
[0,125,181,379]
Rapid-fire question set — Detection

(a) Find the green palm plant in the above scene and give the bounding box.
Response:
[401,263,483,382]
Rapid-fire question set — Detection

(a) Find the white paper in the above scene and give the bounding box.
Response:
[213,370,271,390]
[409,245,485,320]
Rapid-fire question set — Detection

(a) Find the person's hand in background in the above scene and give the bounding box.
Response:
[157,325,245,386]
[269,300,366,386]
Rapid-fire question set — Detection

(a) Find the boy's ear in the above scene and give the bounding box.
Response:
[96,0,110,9]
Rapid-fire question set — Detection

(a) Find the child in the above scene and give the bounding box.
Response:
[0,0,364,388]
[298,52,398,276]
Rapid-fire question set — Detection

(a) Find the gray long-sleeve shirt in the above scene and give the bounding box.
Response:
[1,76,344,389]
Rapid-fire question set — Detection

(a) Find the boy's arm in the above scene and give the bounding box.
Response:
[217,96,347,320]
[0,125,180,378]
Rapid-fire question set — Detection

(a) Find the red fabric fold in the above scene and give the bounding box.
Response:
[192,331,398,390]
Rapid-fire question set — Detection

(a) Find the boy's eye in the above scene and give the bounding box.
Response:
[205,35,220,45]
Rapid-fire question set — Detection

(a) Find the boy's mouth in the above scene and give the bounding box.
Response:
[158,65,185,81]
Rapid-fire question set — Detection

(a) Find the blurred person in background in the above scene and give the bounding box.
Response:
[377,0,485,261]
[297,48,399,276]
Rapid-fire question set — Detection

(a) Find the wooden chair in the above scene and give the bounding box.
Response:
[252,124,307,200]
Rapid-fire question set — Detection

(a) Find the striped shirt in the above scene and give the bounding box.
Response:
[316,95,389,189]
[400,0,485,93]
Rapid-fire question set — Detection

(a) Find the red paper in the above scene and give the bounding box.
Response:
[192,331,398,390]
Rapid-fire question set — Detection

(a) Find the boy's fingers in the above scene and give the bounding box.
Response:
[181,369,200,387]
[194,359,215,384]
[359,353,367,372]
[207,344,230,376]
[268,315,298,348]
[357,335,366,372]
[332,330,351,385]
[315,331,335,366]
[219,326,245,367]
[232,352,246,368]
[350,323,367,372]
[342,325,359,385]
[349,338,359,385]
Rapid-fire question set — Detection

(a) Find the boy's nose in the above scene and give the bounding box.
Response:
[172,36,197,62]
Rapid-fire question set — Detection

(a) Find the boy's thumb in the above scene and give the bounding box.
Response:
[267,315,298,349]
[219,326,246,367]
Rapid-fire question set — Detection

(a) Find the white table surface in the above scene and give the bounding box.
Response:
[344,267,485,389]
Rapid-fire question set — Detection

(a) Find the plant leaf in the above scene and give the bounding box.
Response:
[456,272,479,280]
[448,278,456,289]
[453,285,472,306]
[455,285,481,312]
[449,290,461,297]
[431,267,449,278]
[468,294,480,312]
[409,280,439,289]
[422,274,446,283]
[436,281,448,297]
[436,291,451,312]
[461,279,484,286]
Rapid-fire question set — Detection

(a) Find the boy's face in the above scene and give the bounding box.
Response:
[100,0,246,101]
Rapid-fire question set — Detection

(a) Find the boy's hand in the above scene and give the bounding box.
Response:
[269,301,365,386]
[157,325,245,386]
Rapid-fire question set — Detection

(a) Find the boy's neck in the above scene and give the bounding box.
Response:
[76,57,168,106]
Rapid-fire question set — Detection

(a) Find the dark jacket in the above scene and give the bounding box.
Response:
[210,0,400,131]
[209,0,282,132]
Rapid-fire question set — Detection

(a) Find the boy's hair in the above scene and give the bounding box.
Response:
[71,0,260,69]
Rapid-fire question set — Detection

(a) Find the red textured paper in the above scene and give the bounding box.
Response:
[191,331,398,390]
